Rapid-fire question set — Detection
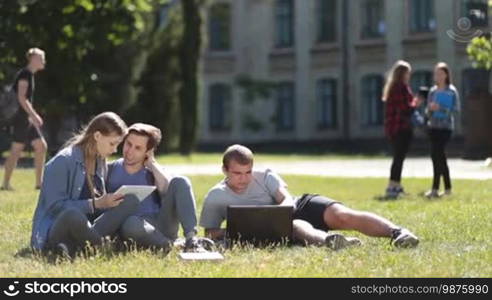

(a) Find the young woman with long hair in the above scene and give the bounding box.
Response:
[382,60,422,198]
[425,62,460,198]
[31,112,138,258]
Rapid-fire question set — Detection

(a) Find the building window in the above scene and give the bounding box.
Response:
[361,0,385,39]
[316,79,337,129]
[208,3,231,51]
[409,0,436,33]
[361,75,384,126]
[275,0,294,48]
[276,82,295,131]
[317,0,337,43]
[410,71,433,95]
[209,83,232,131]
[461,0,489,28]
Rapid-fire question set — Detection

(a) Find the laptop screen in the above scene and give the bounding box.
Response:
[226,205,293,245]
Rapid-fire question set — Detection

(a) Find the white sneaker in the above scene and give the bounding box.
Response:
[391,228,419,248]
[325,233,362,250]
[424,189,440,199]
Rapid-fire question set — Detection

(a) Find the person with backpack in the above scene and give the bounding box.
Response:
[2,48,47,191]
[424,62,460,198]
[106,123,212,253]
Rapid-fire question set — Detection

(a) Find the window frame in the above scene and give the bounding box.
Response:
[209,83,232,132]
[361,74,384,127]
[275,81,296,131]
[316,78,338,129]
[208,3,232,52]
[275,0,295,48]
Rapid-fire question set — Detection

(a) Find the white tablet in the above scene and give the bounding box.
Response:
[178,252,224,261]
[114,185,157,202]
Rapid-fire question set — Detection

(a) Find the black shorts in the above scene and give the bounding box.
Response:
[293,194,341,231]
[12,111,43,144]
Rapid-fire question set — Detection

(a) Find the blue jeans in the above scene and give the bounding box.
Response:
[46,196,139,251]
[119,176,198,249]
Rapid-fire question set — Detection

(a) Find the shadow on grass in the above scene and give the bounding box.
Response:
[14,247,35,259]
[374,194,399,201]
[12,239,171,265]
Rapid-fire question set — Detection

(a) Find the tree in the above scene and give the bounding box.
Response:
[466,1,492,70]
[467,35,492,70]
[178,0,204,155]
[466,1,492,164]
[125,6,184,152]
[0,0,182,151]
[1,0,207,154]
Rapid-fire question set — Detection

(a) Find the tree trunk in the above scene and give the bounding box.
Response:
[178,0,203,155]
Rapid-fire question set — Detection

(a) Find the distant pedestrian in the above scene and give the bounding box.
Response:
[382,60,422,198]
[424,62,460,198]
[2,48,47,191]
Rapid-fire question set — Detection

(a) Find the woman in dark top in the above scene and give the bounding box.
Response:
[382,60,422,198]
[2,48,47,190]
[31,112,138,258]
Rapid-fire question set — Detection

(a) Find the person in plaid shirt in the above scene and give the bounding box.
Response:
[382,60,422,198]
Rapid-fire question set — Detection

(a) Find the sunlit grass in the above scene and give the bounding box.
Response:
[0,168,490,277]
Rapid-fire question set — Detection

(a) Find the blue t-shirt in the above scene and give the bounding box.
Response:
[427,85,460,130]
[106,158,160,216]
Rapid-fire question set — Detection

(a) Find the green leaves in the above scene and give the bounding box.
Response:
[467,36,492,70]
[62,25,74,38]
[75,0,95,11]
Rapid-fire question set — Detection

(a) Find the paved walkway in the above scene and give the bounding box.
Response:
[166,158,492,180]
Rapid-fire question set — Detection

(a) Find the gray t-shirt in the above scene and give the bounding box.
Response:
[199,169,287,229]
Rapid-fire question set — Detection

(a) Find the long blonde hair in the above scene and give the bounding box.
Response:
[382,60,412,102]
[65,112,127,198]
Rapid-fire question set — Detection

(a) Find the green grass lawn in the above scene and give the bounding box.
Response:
[3,151,385,166]
[133,152,385,165]
[0,169,491,277]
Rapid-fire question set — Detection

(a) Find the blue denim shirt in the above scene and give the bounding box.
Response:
[30,146,107,250]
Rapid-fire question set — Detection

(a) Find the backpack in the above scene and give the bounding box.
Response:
[0,84,19,125]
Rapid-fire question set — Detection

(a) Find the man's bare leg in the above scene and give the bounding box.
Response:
[2,142,25,190]
[292,219,361,250]
[324,203,419,247]
[31,137,47,189]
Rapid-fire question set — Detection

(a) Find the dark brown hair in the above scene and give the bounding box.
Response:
[126,123,162,151]
[435,62,452,86]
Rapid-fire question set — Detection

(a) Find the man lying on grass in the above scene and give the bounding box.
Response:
[200,144,419,250]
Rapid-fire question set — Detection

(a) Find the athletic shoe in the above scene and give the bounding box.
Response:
[184,237,215,253]
[395,186,408,196]
[55,242,73,261]
[424,189,440,199]
[385,186,400,199]
[325,233,362,250]
[391,228,419,248]
[440,189,452,197]
[0,185,14,191]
